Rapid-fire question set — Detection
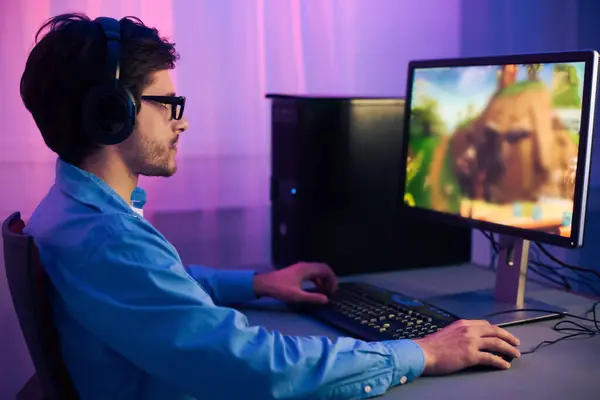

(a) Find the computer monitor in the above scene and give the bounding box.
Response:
[398,50,599,325]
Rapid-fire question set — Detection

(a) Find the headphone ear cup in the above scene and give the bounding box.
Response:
[83,84,136,145]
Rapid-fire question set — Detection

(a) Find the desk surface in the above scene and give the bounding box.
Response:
[239,263,600,400]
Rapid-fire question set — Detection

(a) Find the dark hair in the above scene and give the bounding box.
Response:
[20,13,179,166]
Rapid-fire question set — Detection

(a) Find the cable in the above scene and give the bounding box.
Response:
[534,242,600,297]
[484,230,600,296]
[481,303,600,355]
[481,230,572,291]
[478,230,600,354]
[481,230,600,296]
[529,261,572,290]
[528,242,600,297]
[528,242,572,290]
[521,320,597,355]
[484,306,598,326]
[535,242,600,280]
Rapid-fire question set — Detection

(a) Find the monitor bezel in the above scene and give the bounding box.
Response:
[398,50,599,249]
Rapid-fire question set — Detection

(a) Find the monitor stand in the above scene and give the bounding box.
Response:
[427,234,566,327]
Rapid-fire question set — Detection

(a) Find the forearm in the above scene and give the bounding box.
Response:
[103,305,424,399]
[71,266,424,398]
[60,223,424,399]
[185,264,258,305]
[238,331,425,399]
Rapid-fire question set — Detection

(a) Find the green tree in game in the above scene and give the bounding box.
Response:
[527,64,542,81]
[553,64,582,108]
[410,96,446,136]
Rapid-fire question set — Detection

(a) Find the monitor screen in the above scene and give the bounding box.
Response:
[400,51,598,248]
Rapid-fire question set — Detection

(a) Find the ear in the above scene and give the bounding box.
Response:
[529,95,554,171]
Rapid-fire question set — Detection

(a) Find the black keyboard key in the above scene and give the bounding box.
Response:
[298,282,459,342]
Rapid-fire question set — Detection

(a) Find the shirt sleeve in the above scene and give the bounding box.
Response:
[184,264,258,306]
[51,215,425,399]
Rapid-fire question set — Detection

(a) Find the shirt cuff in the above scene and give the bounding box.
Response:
[380,339,425,386]
[186,266,258,305]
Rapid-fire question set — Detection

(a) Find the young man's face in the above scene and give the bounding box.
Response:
[119,70,188,177]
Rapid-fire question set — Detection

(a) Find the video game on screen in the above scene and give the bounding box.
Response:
[405,62,584,237]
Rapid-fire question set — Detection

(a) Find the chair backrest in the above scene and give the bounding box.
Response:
[2,212,78,400]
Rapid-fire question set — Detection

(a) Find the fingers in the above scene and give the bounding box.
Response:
[303,262,335,278]
[449,320,520,347]
[311,277,331,295]
[324,274,338,294]
[313,277,324,288]
[291,289,329,305]
[449,319,491,329]
[302,263,338,294]
[479,337,521,360]
[477,349,512,370]
[480,325,521,347]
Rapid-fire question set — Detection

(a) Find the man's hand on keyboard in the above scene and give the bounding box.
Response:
[253,262,339,304]
[414,319,521,374]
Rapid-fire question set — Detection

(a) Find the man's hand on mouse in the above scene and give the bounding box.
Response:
[253,266,521,374]
[253,262,338,304]
[414,319,521,374]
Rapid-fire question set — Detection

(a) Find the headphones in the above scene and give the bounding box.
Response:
[82,17,136,145]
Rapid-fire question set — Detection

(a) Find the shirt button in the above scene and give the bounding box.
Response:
[400,376,408,384]
[364,385,372,393]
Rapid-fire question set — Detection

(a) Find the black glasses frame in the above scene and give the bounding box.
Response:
[140,95,186,120]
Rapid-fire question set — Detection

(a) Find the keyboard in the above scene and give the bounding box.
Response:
[300,282,459,341]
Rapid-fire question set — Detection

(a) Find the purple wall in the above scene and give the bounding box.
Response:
[0,1,461,397]
[2,1,599,397]
[461,0,577,267]
[461,0,600,297]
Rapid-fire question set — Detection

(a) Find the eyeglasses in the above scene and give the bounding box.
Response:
[140,95,186,120]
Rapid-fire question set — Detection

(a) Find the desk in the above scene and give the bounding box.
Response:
[239,263,600,400]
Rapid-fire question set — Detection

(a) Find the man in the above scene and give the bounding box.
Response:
[20,13,521,400]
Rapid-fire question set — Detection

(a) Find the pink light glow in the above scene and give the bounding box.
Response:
[290,0,306,92]
[0,3,462,394]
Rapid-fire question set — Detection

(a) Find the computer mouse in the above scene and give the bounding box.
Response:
[464,351,514,372]
[488,351,514,363]
[490,351,515,363]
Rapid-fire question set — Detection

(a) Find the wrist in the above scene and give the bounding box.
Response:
[413,339,434,375]
[252,272,270,298]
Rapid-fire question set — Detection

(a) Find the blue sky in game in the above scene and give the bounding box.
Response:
[410,62,586,134]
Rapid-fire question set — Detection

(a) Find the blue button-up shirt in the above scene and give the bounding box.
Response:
[24,158,425,399]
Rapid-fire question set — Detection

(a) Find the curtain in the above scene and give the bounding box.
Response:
[0,0,461,396]
[0,0,461,215]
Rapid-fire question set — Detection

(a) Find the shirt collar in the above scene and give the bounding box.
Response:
[54,157,145,214]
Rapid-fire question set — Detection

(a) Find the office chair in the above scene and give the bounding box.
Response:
[2,212,78,400]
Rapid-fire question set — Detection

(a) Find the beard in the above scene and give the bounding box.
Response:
[126,135,179,177]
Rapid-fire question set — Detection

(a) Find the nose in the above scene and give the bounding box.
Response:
[176,116,189,134]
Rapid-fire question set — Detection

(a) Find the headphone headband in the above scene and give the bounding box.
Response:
[82,16,136,145]
[94,17,122,82]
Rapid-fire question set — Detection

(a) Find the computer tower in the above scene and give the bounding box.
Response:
[268,94,471,276]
